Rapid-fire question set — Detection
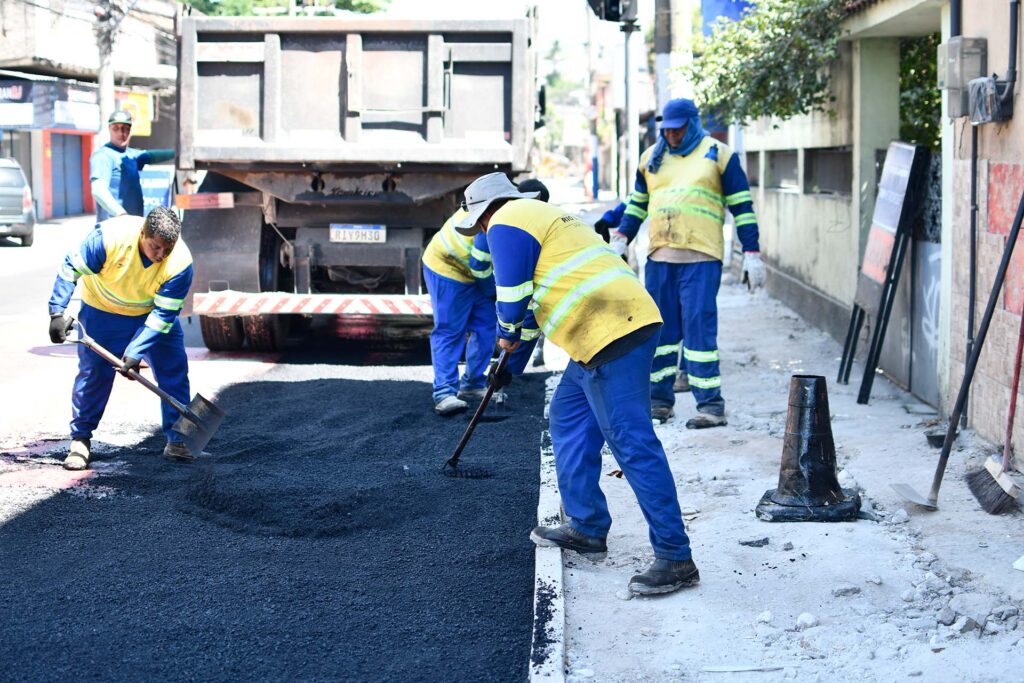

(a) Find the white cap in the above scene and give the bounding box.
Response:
[454,172,539,235]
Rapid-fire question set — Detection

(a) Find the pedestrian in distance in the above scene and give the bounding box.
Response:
[455,172,699,596]
[611,97,766,428]
[48,207,194,470]
[90,110,175,227]
[422,179,548,415]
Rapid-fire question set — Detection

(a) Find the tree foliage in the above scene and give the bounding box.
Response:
[183,0,388,16]
[900,33,941,151]
[685,0,845,125]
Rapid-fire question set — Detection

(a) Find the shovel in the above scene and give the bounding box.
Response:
[68,318,226,458]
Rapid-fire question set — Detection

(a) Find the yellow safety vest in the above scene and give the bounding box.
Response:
[80,216,192,317]
[492,200,662,364]
[422,208,486,282]
[640,136,732,260]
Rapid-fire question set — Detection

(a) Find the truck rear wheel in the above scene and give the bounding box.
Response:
[199,315,245,351]
[242,314,289,352]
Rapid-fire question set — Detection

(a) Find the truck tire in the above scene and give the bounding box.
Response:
[242,314,289,352]
[199,315,245,351]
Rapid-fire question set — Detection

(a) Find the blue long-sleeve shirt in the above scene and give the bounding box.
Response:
[616,147,760,253]
[90,144,175,222]
[49,228,193,358]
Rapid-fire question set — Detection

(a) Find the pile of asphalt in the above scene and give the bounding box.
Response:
[0,374,546,681]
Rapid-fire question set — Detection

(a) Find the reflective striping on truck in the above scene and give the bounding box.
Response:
[194,291,433,317]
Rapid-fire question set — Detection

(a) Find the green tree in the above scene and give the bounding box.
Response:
[182,0,388,16]
[684,0,845,124]
[900,33,941,151]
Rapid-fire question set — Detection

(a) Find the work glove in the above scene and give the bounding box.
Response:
[594,219,611,243]
[487,358,513,390]
[609,231,628,259]
[49,314,72,344]
[742,251,767,290]
[119,355,141,380]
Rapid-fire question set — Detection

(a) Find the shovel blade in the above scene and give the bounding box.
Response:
[171,393,227,457]
[890,483,937,510]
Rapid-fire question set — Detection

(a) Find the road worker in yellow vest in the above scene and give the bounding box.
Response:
[47,207,194,470]
[455,172,700,596]
[611,97,767,428]
[422,179,548,416]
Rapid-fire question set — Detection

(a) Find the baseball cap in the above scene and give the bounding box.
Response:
[108,110,133,126]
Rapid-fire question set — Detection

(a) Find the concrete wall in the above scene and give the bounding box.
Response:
[0,0,175,81]
[948,0,1024,459]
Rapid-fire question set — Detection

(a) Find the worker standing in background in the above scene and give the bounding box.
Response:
[612,98,766,428]
[596,201,691,394]
[90,111,175,227]
[456,172,699,596]
[47,207,194,470]
[422,179,549,416]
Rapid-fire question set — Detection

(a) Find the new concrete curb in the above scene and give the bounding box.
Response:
[529,377,566,681]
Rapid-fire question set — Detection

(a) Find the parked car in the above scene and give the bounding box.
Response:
[0,158,35,246]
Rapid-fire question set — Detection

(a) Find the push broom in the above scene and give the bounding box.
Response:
[966,305,1024,514]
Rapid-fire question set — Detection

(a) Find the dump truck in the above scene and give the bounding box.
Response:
[175,15,539,351]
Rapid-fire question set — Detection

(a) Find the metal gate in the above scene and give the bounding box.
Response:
[50,133,84,217]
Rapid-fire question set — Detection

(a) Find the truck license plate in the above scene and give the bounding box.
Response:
[329,224,386,243]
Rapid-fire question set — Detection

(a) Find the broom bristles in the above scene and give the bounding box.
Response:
[966,467,1020,515]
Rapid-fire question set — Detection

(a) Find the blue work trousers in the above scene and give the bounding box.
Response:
[423,266,496,403]
[549,333,692,561]
[71,303,190,444]
[646,259,725,416]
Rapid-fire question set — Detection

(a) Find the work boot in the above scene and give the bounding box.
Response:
[685,412,727,429]
[63,438,91,471]
[457,388,507,405]
[673,371,690,393]
[434,395,468,416]
[530,524,608,560]
[164,441,195,463]
[651,405,674,424]
[628,558,700,596]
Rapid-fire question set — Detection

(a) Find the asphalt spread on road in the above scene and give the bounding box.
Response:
[0,373,547,681]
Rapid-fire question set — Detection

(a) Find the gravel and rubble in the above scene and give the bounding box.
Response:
[538,278,1024,683]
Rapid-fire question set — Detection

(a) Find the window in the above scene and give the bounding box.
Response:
[745,151,760,187]
[804,146,852,196]
[765,150,799,190]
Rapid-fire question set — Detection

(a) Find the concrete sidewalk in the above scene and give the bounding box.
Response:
[538,278,1023,682]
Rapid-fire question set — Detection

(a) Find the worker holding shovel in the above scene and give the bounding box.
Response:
[456,172,699,596]
[47,207,194,470]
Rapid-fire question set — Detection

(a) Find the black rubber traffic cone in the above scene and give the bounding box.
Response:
[756,375,861,522]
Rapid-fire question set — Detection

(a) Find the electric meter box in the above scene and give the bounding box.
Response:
[937,36,987,117]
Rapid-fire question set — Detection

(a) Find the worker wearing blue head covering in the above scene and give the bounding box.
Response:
[611,98,766,428]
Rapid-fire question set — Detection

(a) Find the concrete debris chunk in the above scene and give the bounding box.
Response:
[901,589,916,603]
[953,616,978,633]
[756,610,773,624]
[937,606,956,626]
[795,612,818,630]
[831,584,861,597]
[782,542,794,551]
[889,509,910,524]
[866,575,883,585]
[993,605,1019,620]
[984,621,1004,635]
[615,589,633,601]
[948,593,998,626]
[739,537,770,548]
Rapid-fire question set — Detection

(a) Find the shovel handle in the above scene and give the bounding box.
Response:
[445,349,509,470]
[71,321,198,422]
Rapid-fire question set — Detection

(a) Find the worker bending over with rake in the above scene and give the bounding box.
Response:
[422,179,548,416]
[48,207,194,470]
[455,172,699,596]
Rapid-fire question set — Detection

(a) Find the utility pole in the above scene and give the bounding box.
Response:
[621,19,640,198]
[94,0,138,144]
[654,0,692,110]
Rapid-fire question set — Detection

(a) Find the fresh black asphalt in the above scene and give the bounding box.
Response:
[0,373,547,681]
